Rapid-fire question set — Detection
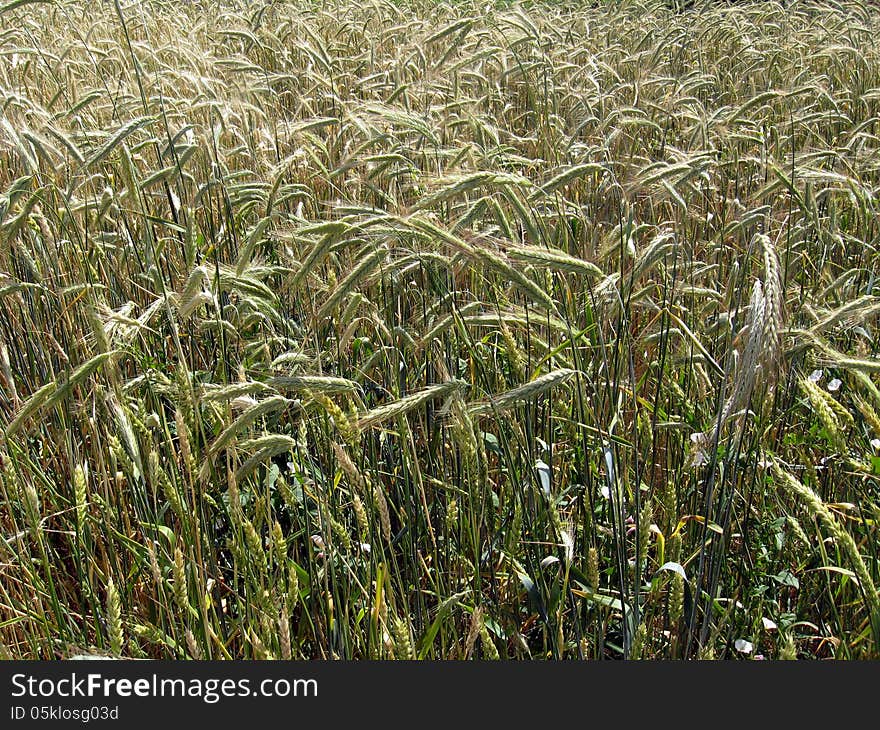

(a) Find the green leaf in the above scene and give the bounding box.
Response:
[771,570,800,589]
[482,431,501,455]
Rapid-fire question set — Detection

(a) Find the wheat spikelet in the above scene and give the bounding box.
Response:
[461,309,570,335]
[313,392,359,443]
[714,278,767,434]
[176,265,211,319]
[242,518,269,577]
[391,617,414,660]
[268,375,358,394]
[757,233,785,370]
[0,339,18,410]
[468,368,576,415]
[234,434,298,483]
[796,332,880,376]
[770,458,879,638]
[479,620,500,660]
[73,464,88,536]
[285,230,341,294]
[779,632,797,660]
[107,393,144,480]
[314,243,388,323]
[630,622,648,660]
[449,393,479,464]
[278,605,292,661]
[249,629,272,660]
[800,377,846,449]
[106,579,123,656]
[200,395,295,482]
[373,484,392,543]
[174,407,193,480]
[507,244,603,278]
[669,572,684,624]
[820,389,855,429]
[412,170,502,210]
[809,295,880,336]
[416,301,483,350]
[854,395,880,438]
[185,630,203,660]
[151,452,184,522]
[6,351,117,437]
[352,493,369,539]
[145,539,161,587]
[287,566,300,611]
[534,162,607,197]
[331,441,368,492]
[404,216,557,312]
[356,379,466,430]
[633,231,677,280]
[172,546,189,614]
[272,521,287,565]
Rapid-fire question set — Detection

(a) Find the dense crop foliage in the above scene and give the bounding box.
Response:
[2,0,880,659]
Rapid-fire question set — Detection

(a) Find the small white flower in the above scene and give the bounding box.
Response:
[871,438,880,452]
[761,617,777,631]
[808,369,823,383]
[734,639,754,654]
[827,378,842,392]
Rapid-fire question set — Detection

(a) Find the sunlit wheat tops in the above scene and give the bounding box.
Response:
[1,0,880,660]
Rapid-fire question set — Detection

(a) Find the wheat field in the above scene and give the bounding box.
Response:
[1,0,880,659]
